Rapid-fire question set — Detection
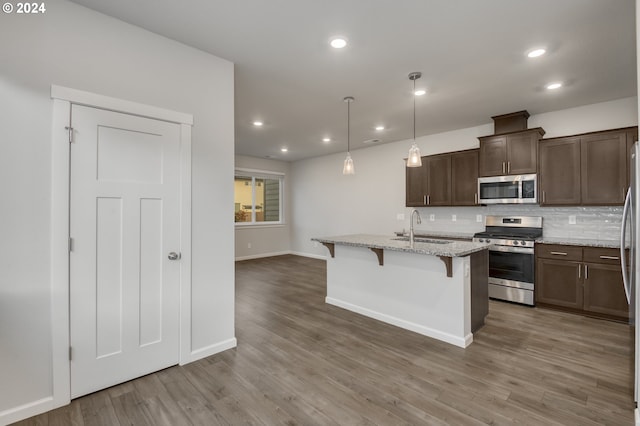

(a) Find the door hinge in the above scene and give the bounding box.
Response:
[64,126,74,143]
[68,237,74,252]
[69,346,73,361]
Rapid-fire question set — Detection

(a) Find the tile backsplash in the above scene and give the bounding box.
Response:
[406,204,623,242]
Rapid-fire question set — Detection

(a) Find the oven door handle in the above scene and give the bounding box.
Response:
[488,246,534,254]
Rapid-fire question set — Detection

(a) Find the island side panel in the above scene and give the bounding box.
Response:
[470,249,489,333]
[325,244,472,348]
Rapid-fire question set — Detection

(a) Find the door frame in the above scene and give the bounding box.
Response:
[50,85,193,408]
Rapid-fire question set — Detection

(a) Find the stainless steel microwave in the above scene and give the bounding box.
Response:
[477,174,537,204]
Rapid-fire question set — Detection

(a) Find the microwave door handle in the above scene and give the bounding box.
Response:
[621,187,631,303]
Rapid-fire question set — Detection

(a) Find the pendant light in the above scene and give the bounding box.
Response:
[407,72,422,167]
[342,96,355,175]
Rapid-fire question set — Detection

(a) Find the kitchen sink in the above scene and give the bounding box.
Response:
[392,237,451,244]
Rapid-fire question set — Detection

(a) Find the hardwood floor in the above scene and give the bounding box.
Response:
[15,254,635,425]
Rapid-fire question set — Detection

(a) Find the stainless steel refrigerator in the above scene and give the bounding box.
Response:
[621,142,639,419]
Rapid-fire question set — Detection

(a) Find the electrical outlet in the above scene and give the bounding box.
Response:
[569,215,576,225]
[476,214,483,223]
[397,213,405,220]
[429,214,435,221]
[452,214,457,222]
[248,242,252,249]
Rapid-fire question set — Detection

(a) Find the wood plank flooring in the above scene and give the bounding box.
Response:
[15,254,635,425]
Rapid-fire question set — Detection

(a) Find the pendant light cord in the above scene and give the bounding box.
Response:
[347,99,351,153]
[413,78,416,141]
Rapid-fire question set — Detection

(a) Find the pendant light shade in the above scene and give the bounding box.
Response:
[407,72,422,167]
[343,96,355,175]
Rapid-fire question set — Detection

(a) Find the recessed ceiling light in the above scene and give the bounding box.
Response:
[527,48,546,58]
[280,147,288,152]
[330,37,347,49]
[375,125,385,131]
[546,82,562,90]
[253,121,263,126]
[322,137,331,143]
[414,89,426,96]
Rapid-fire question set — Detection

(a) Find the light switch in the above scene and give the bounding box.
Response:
[429,214,435,221]
[476,215,483,223]
[569,215,576,225]
[452,214,457,222]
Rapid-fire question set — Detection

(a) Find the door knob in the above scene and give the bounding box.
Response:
[168,252,181,260]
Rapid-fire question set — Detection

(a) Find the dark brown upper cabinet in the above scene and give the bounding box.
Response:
[539,127,633,206]
[539,137,581,205]
[451,150,479,206]
[627,127,638,187]
[425,154,452,206]
[581,131,627,205]
[478,128,544,177]
[405,161,427,207]
[405,149,478,207]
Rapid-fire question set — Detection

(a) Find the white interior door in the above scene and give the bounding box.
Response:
[70,104,181,398]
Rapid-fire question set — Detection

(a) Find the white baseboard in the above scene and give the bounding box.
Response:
[325,297,472,348]
[235,251,292,261]
[181,337,237,365]
[290,251,327,260]
[0,396,56,426]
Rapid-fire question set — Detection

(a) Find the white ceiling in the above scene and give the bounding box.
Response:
[69,0,637,162]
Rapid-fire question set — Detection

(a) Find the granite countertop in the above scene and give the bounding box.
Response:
[312,234,489,257]
[394,230,475,241]
[536,237,624,249]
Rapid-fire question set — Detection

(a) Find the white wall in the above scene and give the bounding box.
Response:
[291,97,638,258]
[235,156,292,260]
[0,1,234,423]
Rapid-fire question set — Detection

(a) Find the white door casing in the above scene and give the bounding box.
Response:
[69,105,182,398]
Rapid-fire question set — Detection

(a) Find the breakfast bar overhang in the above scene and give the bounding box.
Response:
[312,234,490,348]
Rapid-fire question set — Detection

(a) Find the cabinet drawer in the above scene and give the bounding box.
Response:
[536,244,582,261]
[583,247,625,265]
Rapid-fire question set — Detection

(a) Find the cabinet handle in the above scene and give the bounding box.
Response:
[508,162,511,173]
[578,264,581,279]
[600,255,619,260]
[502,162,506,174]
[550,251,568,256]
[427,195,430,205]
[423,195,427,205]
[474,193,478,204]
[542,191,546,203]
[584,264,588,279]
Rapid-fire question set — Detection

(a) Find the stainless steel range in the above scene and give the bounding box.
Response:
[472,216,542,306]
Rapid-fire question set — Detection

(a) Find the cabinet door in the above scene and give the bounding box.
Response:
[627,127,638,189]
[406,161,427,207]
[583,263,629,319]
[535,258,583,309]
[539,137,581,205]
[451,150,478,206]
[581,131,627,205]
[506,131,537,174]
[425,154,451,206]
[479,136,507,177]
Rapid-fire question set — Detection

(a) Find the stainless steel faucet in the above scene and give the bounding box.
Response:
[409,209,422,248]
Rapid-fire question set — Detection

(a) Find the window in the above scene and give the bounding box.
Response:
[234,169,284,225]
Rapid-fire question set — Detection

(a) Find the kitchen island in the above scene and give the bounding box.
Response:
[311,234,489,348]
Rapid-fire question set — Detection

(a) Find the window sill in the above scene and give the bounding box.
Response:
[235,223,286,229]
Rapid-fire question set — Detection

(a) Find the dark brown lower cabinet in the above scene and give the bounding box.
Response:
[535,244,629,321]
[583,262,630,318]
[536,258,582,310]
